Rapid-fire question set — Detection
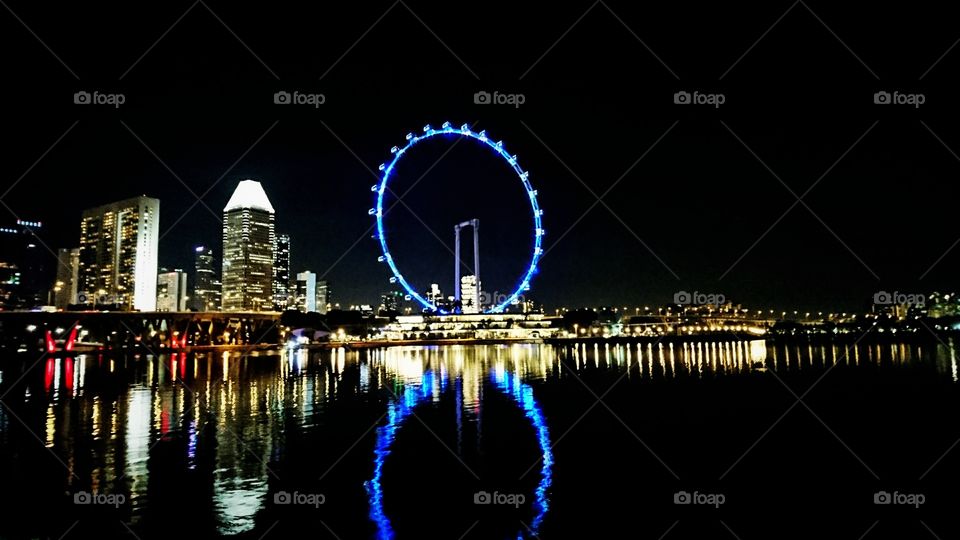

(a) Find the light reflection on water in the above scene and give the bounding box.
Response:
[364,346,554,539]
[0,338,957,538]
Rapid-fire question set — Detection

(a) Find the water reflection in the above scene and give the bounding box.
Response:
[0,338,957,539]
[365,346,553,539]
[556,338,959,380]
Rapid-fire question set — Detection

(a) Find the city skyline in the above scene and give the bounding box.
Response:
[7,180,960,315]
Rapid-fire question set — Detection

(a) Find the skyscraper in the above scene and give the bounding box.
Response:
[191,245,221,311]
[156,268,188,311]
[273,233,291,310]
[222,180,274,311]
[0,219,49,309]
[53,247,80,309]
[78,196,159,311]
[316,280,330,314]
[460,275,480,314]
[295,271,317,312]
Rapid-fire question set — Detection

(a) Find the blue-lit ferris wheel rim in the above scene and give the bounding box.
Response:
[371,122,543,314]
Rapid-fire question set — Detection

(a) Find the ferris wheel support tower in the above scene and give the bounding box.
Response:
[454,219,479,303]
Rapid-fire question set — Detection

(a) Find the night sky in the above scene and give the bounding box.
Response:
[1,1,959,311]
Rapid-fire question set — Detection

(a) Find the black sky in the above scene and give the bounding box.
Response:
[1,0,959,312]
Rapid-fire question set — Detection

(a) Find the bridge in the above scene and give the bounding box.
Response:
[0,311,282,353]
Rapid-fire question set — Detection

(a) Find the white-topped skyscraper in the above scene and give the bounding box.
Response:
[221,180,275,311]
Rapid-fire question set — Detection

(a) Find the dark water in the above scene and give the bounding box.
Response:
[1,339,959,539]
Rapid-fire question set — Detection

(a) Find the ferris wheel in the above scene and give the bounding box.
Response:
[370,122,544,314]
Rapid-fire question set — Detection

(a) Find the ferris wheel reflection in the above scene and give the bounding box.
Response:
[365,346,553,540]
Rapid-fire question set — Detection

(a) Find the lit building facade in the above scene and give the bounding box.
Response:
[191,245,221,311]
[381,313,558,341]
[0,220,49,309]
[273,233,291,310]
[222,180,275,312]
[426,283,442,305]
[295,271,317,313]
[156,268,188,311]
[316,280,329,314]
[379,290,404,314]
[53,247,80,309]
[78,197,159,311]
[460,275,481,314]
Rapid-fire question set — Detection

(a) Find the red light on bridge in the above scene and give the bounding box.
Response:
[44,331,56,353]
[65,326,78,352]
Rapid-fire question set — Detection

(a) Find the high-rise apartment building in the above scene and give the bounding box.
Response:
[53,247,80,309]
[191,245,221,311]
[295,271,317,313]
[156,268,188,311]
[77,196,159,310]
[316,280,330,314]
[0,219,49,309]
[221,180,274,311]
[273,233,291,310]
